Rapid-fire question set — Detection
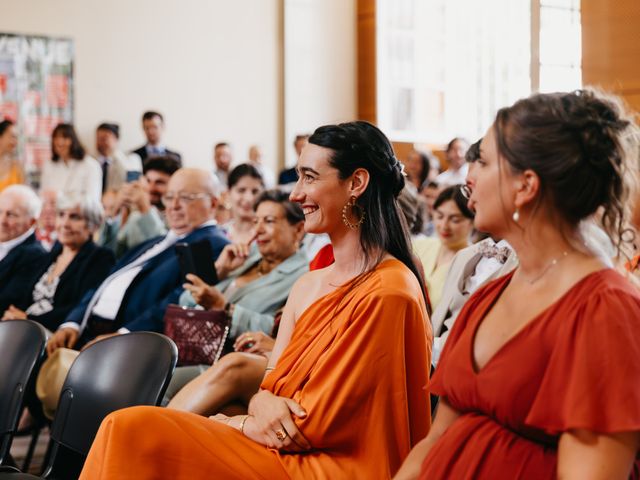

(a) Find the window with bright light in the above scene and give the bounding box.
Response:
[376,0,582,144]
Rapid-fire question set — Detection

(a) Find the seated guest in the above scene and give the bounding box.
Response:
[212,142,233,189]
[277,134,308,187]
[223,164,264,243]
[0,185,48,312]
[46,168,229,354]
[404,149,432,193]
[0,119,24,192]
[79,121,431,480]
[248,145,275,188]
[413,185,474,309]
[35,189,58,250]
[1,194,115,332]
[435,137,469,187]
[131,111,182,163]
[41,123,102,202]
[165,189,307,401]
[418,181,441,237]
[96,122,142,193]
[395,89,640,480]
[97,155,179,256]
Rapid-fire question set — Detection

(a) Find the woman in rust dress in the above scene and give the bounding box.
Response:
[395,89,640,479]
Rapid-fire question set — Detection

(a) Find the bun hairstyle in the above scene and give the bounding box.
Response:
[494,89,640,252]
[308,121,425,295]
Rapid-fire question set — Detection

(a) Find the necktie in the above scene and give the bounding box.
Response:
[101,159,109,193]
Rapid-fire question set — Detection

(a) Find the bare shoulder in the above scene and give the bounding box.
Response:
[287,266,333,322]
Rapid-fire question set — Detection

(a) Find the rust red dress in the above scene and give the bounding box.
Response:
[420,269,640,479]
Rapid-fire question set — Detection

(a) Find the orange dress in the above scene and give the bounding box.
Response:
[420,269,640,479]
[0,162,24,192]
[80,259,432,480]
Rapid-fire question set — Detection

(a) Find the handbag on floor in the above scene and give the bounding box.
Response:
[163,304,231,366]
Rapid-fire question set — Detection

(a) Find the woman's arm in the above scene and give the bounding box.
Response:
[558,429,639,480]
[393,398,461,480]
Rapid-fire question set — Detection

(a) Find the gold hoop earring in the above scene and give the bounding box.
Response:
[342,196,365,229]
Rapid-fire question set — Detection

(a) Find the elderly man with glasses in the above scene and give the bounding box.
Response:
[47,168,229,354]
[0,185,48,312]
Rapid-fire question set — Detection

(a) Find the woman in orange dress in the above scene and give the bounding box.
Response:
[0,120,24,192]
[80,121,432,480]
[394,89,640,480]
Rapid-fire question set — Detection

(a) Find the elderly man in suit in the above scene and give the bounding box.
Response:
[46,168,229,354]
[0,185,48,311]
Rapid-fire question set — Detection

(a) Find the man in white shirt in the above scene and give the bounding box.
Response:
[435,137,470,187]
[46,168,230,354]
[0,185,48,313]
[212,142,233,190]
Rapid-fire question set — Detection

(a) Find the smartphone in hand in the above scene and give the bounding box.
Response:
[176,240,219,285]
[126,170,142,183]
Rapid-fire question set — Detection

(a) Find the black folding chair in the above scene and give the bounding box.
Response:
[0,321,47,468]
[0,331,177,480]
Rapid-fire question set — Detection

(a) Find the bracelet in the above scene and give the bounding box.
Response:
[239,414,250,434]
[265,367,275,372]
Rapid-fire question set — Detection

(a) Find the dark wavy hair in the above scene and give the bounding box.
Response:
[308,121,425,296]
[434,185,475,220]
[51,123,86,162]
[0,119,14,136]
[494,89,639,253]
[228,163,264,190]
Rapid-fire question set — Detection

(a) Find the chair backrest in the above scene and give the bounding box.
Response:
[0,320,47,465]
[42,332,177,478]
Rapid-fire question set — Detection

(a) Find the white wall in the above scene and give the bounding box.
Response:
[0,0,280,171]
[0,0,356,173]
[284,0,357,167]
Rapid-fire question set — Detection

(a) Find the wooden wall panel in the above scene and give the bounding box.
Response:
[357,0,376,123]
[582,0,640,114]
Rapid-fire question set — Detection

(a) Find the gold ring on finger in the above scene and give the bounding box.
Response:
[275,429,287,441]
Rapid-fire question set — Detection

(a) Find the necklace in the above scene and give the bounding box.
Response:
[256,260,271,276]
[520,251,569,285]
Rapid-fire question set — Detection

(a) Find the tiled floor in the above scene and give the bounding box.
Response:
[9,428,50,474]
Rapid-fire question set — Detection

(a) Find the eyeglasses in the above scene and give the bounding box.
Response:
[459,184,472,200]
[161,192,211,205]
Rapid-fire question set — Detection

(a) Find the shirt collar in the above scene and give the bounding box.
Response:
[0,226,35,253]
[170,219,218,240]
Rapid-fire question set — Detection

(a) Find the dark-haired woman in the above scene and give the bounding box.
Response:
[414,185,474,309]
[395,89,640,480]
[41,124,102,202]
[405,149,432,192]
[0,119,24,192]
[80,121,432,480]
[224,163,264,243]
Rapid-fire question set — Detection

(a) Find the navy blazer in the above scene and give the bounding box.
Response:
[0,233,48,314]
[131,145,182,164]
[65,224,229,335]
[10,240,115,332]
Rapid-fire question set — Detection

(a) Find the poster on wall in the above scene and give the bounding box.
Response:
[0,33,74,188]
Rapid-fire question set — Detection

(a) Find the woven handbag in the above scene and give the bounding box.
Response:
[163,304,231,366]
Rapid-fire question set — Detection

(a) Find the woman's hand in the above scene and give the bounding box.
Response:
[2,305,28,320]
[234,331,275,355]
[214,241,254,280]
[183,274,225,310]
[246,389,311,451]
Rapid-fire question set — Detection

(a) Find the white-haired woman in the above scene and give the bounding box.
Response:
[2,194,115,331]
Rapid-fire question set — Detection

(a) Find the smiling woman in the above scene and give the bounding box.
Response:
[413,185,474,310]
[79,121,432,480]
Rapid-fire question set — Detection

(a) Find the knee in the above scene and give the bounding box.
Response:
[101,405,162,435]
[205,353,251,385]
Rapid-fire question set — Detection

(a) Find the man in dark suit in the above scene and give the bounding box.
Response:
[278,134,309,188]
[131,111,182,164]
[0,185,48,311]
[47,168,229,354]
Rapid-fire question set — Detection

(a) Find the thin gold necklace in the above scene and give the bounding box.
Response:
[520,251,569,285]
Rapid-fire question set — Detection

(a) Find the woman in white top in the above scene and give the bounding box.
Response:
[41,124,102,202]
